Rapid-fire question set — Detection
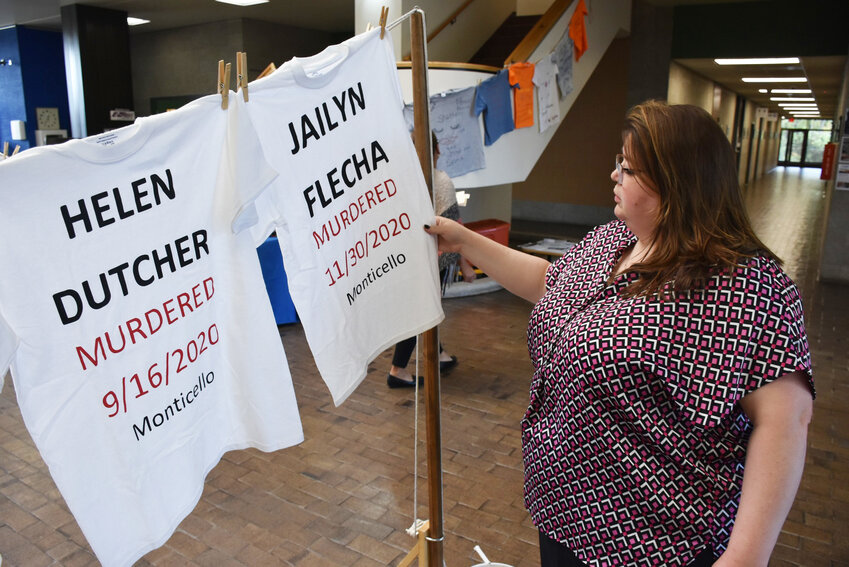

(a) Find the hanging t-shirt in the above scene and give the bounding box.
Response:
[0,95,303,567]
[569,0,589,62]
[474,69,516,146]
[430,87,486,177]
[508,62,536,129]
[403,86,486,178]
[245,28,444,405]
[552,32,575,99]
[533,54,560,133]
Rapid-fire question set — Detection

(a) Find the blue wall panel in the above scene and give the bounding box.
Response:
[18,27,70,149]
[0,27,26,152]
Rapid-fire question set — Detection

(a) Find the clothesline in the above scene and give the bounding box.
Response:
[395,0,589,178]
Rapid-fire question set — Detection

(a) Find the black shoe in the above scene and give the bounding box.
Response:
[387,373,423,388]
[439,355,458,373]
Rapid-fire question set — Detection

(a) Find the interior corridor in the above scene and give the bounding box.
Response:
[0,167,846,566]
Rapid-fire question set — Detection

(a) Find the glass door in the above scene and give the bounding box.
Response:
[781,130,807,165]
[778,119,833,167]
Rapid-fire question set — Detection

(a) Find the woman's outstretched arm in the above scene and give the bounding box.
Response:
[425,216,550,303]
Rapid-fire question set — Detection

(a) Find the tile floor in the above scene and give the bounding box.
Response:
[1,166,847,566]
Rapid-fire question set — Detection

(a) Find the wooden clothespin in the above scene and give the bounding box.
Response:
[236,51,249,102]
[257,62,276,79]
[2,142,8,157]
[217,59,231,110]
[379,6,388,39]
[11,145,20,156]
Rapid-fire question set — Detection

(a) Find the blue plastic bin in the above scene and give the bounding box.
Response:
[256,237,298,325]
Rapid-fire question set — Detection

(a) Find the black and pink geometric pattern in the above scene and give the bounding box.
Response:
[524,220,813,566]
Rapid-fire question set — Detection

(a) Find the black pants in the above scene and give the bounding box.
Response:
[391,337,443,368]
[392,266,448,369]
[538,531,716,566]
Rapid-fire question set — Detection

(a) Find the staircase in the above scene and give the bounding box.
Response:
[396,0,632,190]
[469,13,541,68]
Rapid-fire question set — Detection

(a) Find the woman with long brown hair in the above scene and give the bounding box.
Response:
[426,101,813,566]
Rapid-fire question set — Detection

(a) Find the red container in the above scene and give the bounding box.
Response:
[465,218,510,247]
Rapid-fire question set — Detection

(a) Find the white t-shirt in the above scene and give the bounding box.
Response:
[533,54,561,134]
[0,95,303,566]
[246,29,444,405]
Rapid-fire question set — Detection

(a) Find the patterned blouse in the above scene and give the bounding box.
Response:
[524,220,813,566]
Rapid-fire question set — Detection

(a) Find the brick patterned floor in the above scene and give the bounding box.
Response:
[1,166,847,566]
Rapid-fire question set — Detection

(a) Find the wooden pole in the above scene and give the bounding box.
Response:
[409,10,445,567]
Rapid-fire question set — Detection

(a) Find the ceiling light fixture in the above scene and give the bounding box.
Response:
[715,57,800,65]
[777,103,818,107]
[758,89,768,93]
[215,0,269,5]
[771,88,812,94]
[127,17,150,26]
[742,77,807,83]
[770,97,815,102]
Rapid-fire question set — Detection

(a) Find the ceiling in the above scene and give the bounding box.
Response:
[0,1,844,120]
[674,56,845,121]
[0,0,355,34]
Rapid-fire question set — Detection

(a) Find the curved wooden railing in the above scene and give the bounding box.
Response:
[504,0,572,66]
[396,61,501,73]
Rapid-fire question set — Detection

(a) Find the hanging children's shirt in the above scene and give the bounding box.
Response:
[569,0,589,62]
[428,87,486,177]
[0,94,303,567]
[533,54,561,134]
[508,62,536,129]
[474,69,516,146]
[244,28,444,405]
[552,32,575,99]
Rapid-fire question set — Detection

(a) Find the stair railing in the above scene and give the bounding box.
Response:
[427,0,479,44]
[504,0,572,65]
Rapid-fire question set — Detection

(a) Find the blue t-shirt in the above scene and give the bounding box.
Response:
[474,69,515,146]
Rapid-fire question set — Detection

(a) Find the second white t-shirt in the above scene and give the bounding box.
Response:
[246,29,444,404]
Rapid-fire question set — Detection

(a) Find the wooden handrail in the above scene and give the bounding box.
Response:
[396,60,501,74]
[504,0,572,66]
[427,0,477,44]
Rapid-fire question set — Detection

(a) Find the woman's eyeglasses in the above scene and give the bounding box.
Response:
[615,154,638,184]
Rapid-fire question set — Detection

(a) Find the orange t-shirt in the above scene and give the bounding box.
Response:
[569,0,588,61]
[508,62,535,129]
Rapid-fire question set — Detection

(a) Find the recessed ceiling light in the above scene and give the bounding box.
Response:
[742,77,807,83]
[777,103,818,107]
[758,89,768,93]
[770,97,815,102]
[715,57,800,65]
[127,17,150,26]
[771,89,812,94]
[215,0,269,5]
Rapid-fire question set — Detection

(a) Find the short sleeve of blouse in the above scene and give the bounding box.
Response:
[744,277,813,392]
[668,259,814,428]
